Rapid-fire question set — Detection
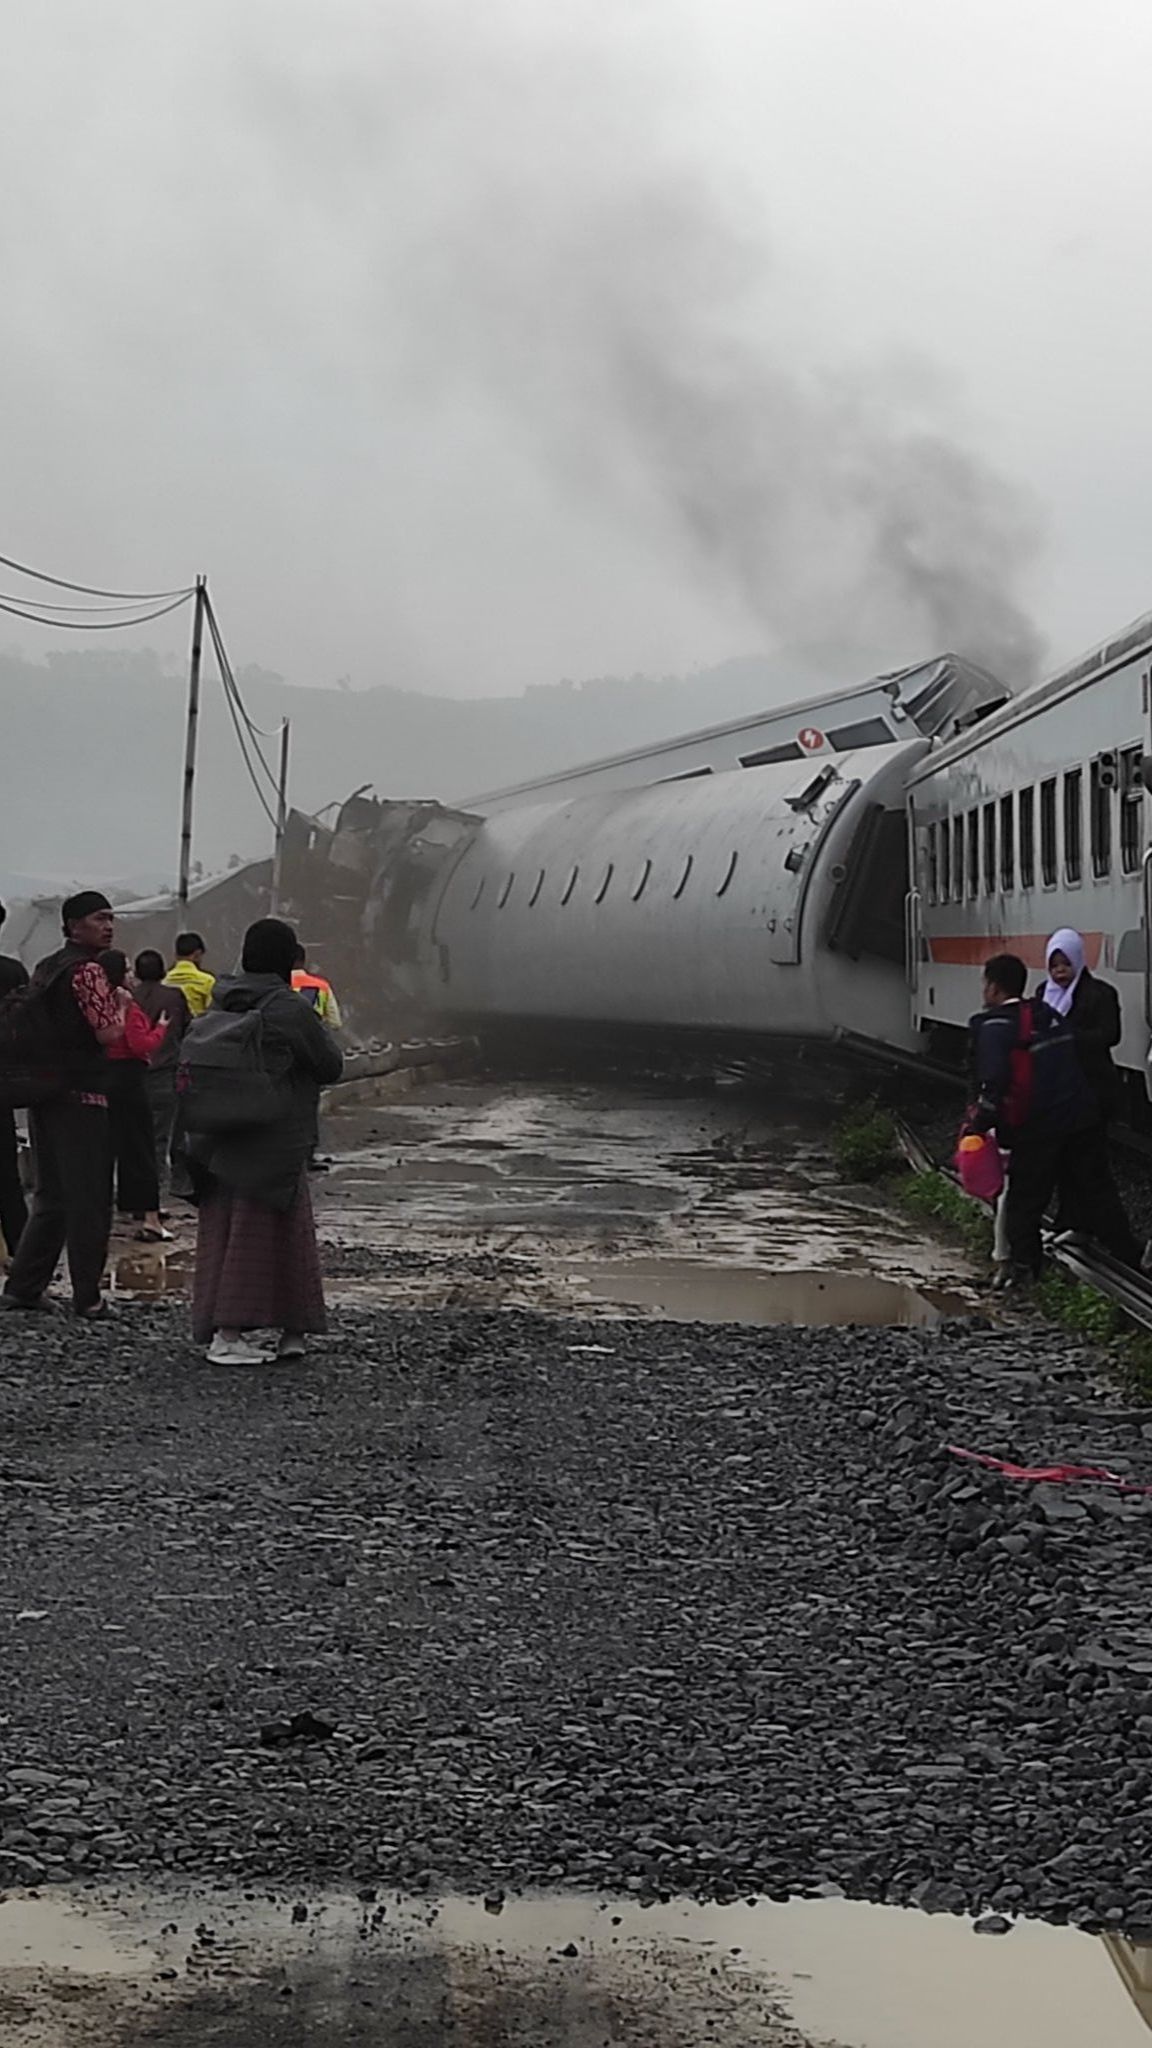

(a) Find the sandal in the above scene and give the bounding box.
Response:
[75,1300,112,1321]
[133,1226,174,1244]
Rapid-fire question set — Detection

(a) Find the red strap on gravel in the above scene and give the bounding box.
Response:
[947,1445,1152,1494]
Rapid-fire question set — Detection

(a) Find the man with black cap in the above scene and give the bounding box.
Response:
[1,890,124,1319]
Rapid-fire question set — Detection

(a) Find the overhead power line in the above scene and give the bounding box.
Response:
[202,595,280,827]
[0,591,194,630]
[203,590,283,745]
[0,548,193,602]
[0,590,179,613]
[204,596,281,783]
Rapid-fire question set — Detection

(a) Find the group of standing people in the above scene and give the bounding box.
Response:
[970,926,1144,1286]
[0,893,342,1362]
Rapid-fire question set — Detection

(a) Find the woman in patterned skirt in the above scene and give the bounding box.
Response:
[188,918,343,1366]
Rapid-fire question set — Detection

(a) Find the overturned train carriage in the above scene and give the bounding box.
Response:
[339,742,930,1053]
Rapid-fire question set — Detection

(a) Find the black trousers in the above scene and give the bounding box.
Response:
[106,1062,160,1216]
[0,1107,27,1257]
[3,1096,112,1311]
[1007,1121,1141,1275]
[144,1069,178,1199]
[1056,1119,1142,1268]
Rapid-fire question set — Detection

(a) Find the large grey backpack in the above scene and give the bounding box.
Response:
[176,990,284,1133]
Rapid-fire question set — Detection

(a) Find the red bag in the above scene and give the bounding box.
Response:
[955,1130,1005,1204]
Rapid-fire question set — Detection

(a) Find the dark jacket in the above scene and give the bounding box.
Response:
[32,942,108,1092]
[968,996,1095,1139]
[1032,969,1122,1120]
[186,973,343,1210]
[134,979,190,1073]
[0,954,28,1001]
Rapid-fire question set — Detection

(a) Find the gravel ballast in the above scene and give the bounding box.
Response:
[2,1303,1152,1929]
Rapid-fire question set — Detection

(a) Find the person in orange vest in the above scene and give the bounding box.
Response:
[291,947,343,1031]
[291,946,342,1173]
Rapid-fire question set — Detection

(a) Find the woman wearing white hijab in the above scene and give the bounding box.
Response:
[1041,927,1086,1016]
[1036,929,1142,1267]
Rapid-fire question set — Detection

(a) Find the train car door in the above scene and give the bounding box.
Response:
[904,800,924,1022]
[1143,665,1152,1088]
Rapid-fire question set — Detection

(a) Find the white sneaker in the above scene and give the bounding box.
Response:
[207,1330,272,1367]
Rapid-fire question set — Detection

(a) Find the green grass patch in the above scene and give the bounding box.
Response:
[1033,1268,1127,1343]
[1034,1270,1152,1395]
[832,1102,900,1183]
[890,1167,994,1257]
[891,1167,1152,1397]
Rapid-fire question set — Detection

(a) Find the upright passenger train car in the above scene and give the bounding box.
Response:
[907,611,1152,1096]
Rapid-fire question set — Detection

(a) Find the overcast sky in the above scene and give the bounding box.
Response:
[1,0,1150,696]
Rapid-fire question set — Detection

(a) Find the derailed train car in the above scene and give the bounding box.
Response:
[327,615,1152,1095]
[342,743,927,1052]
[421,743,926,1048]
[329,652,1006,1049]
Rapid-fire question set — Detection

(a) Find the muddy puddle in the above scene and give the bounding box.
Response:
[568,1259,971,1326]
[2,1886,1149,2047]
[312,1080,980,1320]
[105,1079,979,1326]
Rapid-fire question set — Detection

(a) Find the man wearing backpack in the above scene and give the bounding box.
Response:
[969,953,1098,1289]
[0,890,124,1319]
[0,900,29,1258]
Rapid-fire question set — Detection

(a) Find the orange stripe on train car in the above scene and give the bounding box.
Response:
[926,933,1103,970]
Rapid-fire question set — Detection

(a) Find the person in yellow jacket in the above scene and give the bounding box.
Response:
[291,946,343,1031]
[163,933,216,1019]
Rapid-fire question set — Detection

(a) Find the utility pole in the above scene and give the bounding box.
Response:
[177,576,207,915]
[270,717,291,916]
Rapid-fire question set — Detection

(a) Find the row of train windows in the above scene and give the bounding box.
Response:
[923,749,1145,905]
[469,850,741,912]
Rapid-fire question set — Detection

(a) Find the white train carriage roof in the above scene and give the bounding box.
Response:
[465,653,1005,815]
[907,607,1152,786]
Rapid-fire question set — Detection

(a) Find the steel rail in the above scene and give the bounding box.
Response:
[891,1113,1152,1334]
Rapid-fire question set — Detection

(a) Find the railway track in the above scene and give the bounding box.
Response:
[893,1113,1152,1335]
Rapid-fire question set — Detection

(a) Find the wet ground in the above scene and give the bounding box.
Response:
[6,1883,1152,2047]
[112,1073,979,1323]
[9,1070,1152,2044]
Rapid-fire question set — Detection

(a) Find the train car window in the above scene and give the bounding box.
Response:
[1121,747,1144,874]
[497,872,515,908]
[740,742,802,768]
[716,850,739,897]
[528,868,545,906]
[1040,779,1057,885]
[925,824,938,904]
[561,865,580,905]
[673,854,694,899]
[982,802,996,895]
[469,876,486,910]
[826,717,892,749]
[1090,756,1114,879]
[940,818,951,901]
[1019,788,1035,889]
[1063,769,1083,884]
[967,810,980,898]
[594,863,614,903]
[952,817,964,902]
[999,795,1015,892]
[632,858,652,901]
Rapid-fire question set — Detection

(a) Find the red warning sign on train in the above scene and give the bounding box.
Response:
[797,727,825,751]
